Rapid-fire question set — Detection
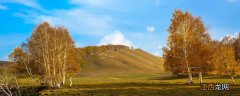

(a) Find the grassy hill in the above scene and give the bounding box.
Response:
[0,61,11,67]
[79,48,164,76]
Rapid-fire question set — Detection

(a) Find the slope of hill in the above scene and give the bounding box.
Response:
[0,61,12,67]
[79,48,164,76]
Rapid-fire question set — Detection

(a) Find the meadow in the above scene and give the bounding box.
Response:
[16,73,240,96]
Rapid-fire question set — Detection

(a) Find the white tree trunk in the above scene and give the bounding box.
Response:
[0,73,20,96]
[187,67,193,84]
[231,75,235,83]
[198,72,203,84]
[62,74,65,84]
[182,26,193,84]
[56,83,61,88]
[24,58,35,82]
[69,77,72,87]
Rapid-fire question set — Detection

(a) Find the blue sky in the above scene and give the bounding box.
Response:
[0,0,240,61]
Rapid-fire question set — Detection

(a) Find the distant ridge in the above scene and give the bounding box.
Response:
[78,45,164,76]
[0,61,12,67]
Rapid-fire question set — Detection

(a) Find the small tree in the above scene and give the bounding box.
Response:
[218,37,239,83]
[0,68,21,96]
[8,47,35,82]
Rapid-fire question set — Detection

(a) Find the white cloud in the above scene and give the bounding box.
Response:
[153,45,163,56]
[226,32,239,38]
[98,30,134,47]
[125,32,166,56]
[70,0,113,7]
[75,42,85,48]
[155,0,161,5]
[147,26,155,33]
[0,0,42,10]
[15,8,114,36]
[220,32,239,40]
[158,45,163,49]
[209,27,239,40]
[0,5,7,10]
[153,50,161,56]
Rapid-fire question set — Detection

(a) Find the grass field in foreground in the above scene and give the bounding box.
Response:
[18,73,240,96]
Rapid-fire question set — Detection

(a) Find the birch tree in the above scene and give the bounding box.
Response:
[211,36,239,83]
[8,47,35,82]
[28,22,80,87]
[233,33,240,63]
[9,22,81,88]
[163,10,212,84]
[0,69,21,96]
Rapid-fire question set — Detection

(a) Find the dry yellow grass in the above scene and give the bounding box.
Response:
[79,48,164,76]
[17,73,240,96]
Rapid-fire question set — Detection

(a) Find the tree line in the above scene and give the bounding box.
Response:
[78,45,130,58]
[163,10,240,84]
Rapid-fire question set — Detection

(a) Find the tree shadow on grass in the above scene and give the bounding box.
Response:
[39,82,240,96]
[70,82,197,89]
[202,75,240,79]
[148,75,187,80]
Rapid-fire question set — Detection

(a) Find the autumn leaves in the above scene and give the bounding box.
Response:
[9,22,81,88]
[163,10,240,84]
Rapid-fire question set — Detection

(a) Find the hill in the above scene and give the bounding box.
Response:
[0,61,12,67]
[78,46,164,76]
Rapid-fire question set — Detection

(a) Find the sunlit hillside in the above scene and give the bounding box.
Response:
[79,48,164,76]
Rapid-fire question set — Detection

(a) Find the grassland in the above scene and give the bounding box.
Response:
[2,48,240,95]
[17,73,240,96]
